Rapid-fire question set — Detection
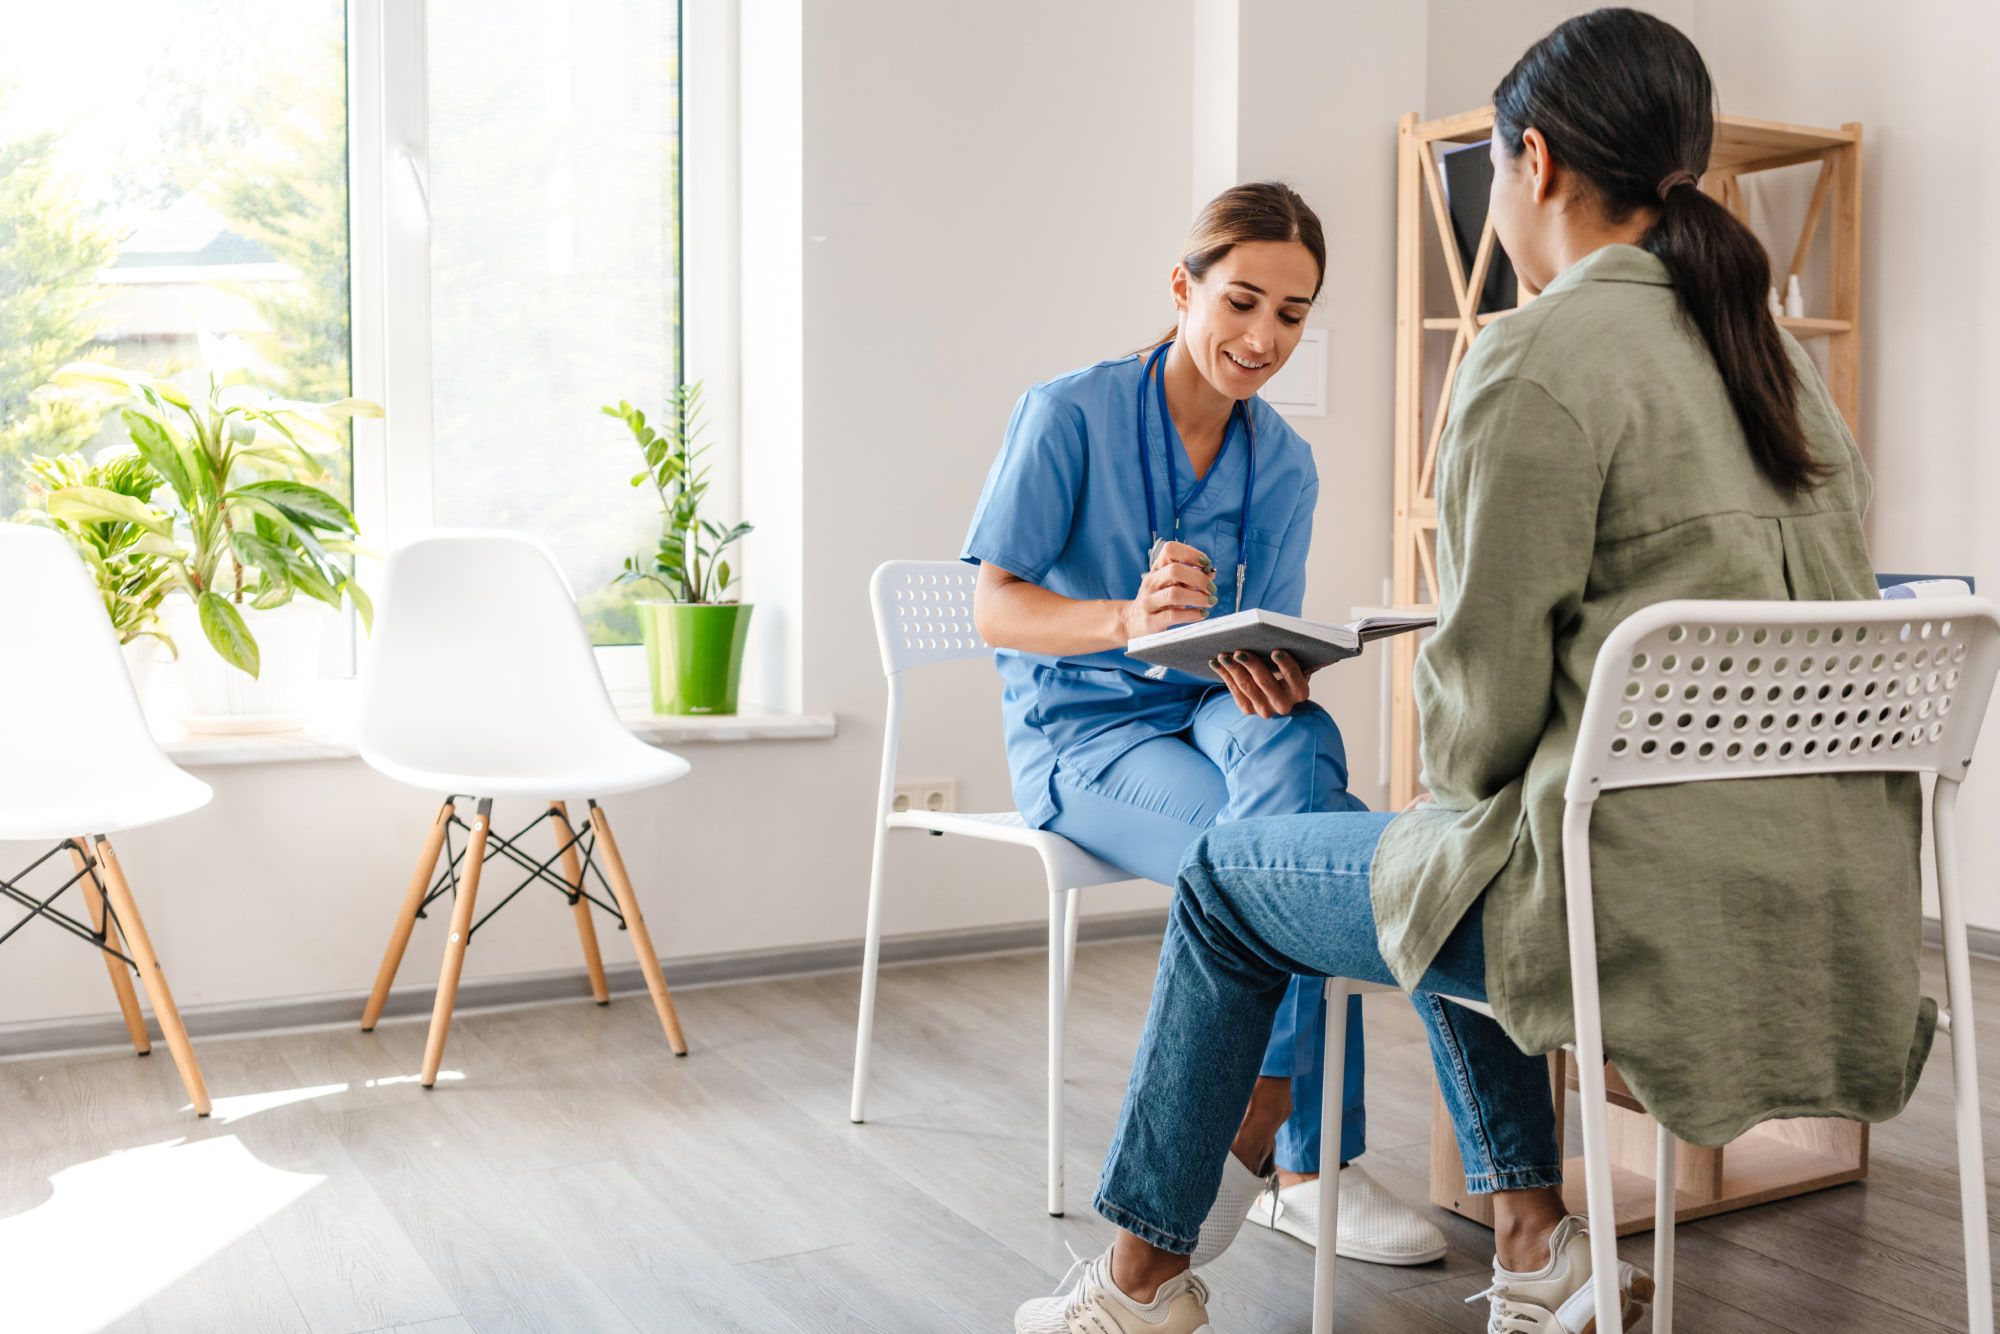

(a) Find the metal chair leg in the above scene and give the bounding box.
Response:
[1311,978,1351,1334]
[1934,779,1994,1334]
[1654,1122,1677,1332]
[1047,878,1070,1217]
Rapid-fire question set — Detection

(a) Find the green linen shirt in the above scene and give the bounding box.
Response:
[1371,244,1934,1148]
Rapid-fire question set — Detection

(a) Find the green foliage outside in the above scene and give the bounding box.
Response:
[0,117,117,515]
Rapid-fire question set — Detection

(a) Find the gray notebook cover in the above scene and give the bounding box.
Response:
[1124,610,1362,682]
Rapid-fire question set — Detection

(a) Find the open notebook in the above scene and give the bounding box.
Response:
[1125,609,1435,682]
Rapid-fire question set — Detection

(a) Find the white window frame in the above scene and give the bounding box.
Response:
[346,0,723,698]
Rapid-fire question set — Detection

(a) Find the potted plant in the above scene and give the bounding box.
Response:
[43,357,381,732]
[607,381,754,715]
[12,449,179,702]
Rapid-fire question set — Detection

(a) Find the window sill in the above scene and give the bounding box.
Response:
[150,680,836,768]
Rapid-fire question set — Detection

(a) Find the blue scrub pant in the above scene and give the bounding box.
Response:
[1045,692,1368,1173]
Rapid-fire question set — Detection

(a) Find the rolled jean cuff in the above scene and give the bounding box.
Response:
[1093,1191,1197,1255]
[1461,1163,1564,1195]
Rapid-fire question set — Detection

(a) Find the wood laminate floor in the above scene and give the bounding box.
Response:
[1,939,1995,1332]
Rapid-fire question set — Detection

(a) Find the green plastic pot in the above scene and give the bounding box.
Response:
[639,600,754,715]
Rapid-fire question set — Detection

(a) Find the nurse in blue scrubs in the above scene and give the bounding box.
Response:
[961,183,1443,1265]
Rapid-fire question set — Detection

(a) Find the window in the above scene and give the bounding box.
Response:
[426,0,683,645]
[0,1,352,522]
[6,0,687,677]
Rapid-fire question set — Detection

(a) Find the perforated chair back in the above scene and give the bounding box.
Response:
[869,560,988,675]
[1568,596,2000,802]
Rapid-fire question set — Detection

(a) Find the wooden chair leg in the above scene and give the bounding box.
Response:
[91,836,209,1116]
[551,801,609,1004]
[422,798,492,1088]
[587,801,687,1055]
[68,840,150,1056]
[363,799,455,1031]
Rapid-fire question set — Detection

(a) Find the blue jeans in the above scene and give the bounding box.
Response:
[1046,695,1368,1172]
[1094,812,1562,1255]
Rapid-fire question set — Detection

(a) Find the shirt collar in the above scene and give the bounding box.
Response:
[1538,243,1672,298]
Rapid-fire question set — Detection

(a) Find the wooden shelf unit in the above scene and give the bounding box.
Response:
[1390,107,1868,1232]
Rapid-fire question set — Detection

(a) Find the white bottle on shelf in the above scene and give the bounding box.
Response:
[1784,274,1804,319]
[1768,285,1785,320]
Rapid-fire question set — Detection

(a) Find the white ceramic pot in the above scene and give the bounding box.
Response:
[120,636,159,709]
[159,595,326,734]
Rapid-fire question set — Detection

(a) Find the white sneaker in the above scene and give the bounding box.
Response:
[1013,1248,1215,1334]
[1189,1151,1272,1267]
[1466,1215,1653,1333]
[1245,1166,1447,1265]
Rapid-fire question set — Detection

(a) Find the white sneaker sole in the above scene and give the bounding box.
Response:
[1246,1197,1448,1266]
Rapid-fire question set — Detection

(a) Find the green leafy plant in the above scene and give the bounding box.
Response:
[608,381,751,604]
[13,449,178,649]
[41,354,382,678]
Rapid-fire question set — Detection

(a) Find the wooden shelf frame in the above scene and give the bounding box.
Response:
[1390,106,1870,1232]
[1389,107,1864,810]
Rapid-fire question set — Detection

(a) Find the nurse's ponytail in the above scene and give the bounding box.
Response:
[1493,8,1828,494]
[1147,181,1327,352]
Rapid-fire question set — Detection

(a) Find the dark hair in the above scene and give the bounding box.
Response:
[1147,181,1326,350]
[1493,8,1828,493]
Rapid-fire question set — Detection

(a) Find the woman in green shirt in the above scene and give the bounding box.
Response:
[1013,10,1930,1334]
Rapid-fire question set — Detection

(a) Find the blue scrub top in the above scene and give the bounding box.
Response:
[960,354,1321,828]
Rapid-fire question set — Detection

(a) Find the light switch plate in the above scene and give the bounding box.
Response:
[1261,326,1327,417]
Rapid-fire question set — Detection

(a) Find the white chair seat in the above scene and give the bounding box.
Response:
[0,769,213,842]
[361,737,689,800]
[886,809,1129,887]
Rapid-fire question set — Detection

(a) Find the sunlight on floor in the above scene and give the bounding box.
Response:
[198,1082,350,1123]
[0,1135,324,1333]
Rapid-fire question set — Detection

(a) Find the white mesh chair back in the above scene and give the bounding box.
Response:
[0,524,211,838]
[1568,597,2000,801]
[870,560,988,674]
[358,530,688,797]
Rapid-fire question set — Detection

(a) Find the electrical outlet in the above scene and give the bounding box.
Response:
[893,779,957,814]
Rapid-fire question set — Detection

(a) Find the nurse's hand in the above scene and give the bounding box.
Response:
[1120,540,1218,639]
[1212,648,1315,718]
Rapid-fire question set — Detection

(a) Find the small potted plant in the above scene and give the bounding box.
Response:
[607,381,754,715]
[12,449,179,702]
[44,356,381,732]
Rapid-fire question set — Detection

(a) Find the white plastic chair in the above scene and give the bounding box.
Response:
[0,524,214,1113]
[1312,597,2000,1334]
[357,530,694,1086]
[849,560,1130,1216]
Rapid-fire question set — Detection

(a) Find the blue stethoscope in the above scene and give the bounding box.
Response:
[1137,340,1257,613]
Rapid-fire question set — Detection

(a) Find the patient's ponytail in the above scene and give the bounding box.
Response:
[1494,8,1828,493]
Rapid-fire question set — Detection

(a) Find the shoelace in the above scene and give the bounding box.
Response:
[1050,1241,1095,1316]
[1047,1242,1210,1321]
[1462,1279,1550,1334]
